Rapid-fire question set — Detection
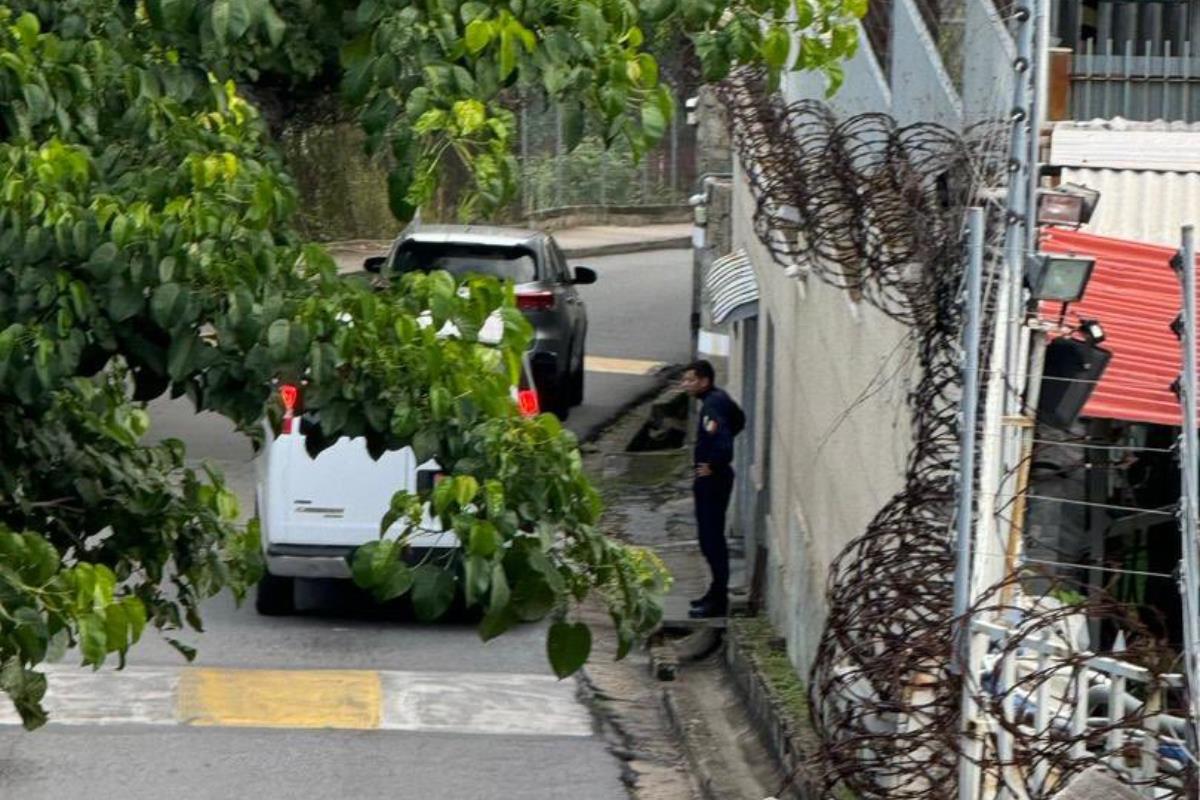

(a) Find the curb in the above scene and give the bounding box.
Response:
[561,235,693,260]
[724,624,822,800]
[660,685,723,800]
[576,365,684,445]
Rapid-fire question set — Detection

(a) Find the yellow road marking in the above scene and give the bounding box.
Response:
[584,356,667,376]
[177,668,382,730]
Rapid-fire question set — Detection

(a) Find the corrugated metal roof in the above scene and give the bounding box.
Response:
[1061,167,1200,248]
[705,249,759,324]
[1054,118,1200,134]
[1050,121,1200,171]
[1040,228,1192,427]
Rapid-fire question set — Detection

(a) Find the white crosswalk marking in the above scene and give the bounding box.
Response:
[378,670,592,736]
[0,664,593,737]
[0,667,179,727]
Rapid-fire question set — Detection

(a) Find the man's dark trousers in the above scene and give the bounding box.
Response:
[693,466,734,607]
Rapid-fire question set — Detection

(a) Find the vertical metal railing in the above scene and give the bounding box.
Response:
[963,618,1190,798]
[1071,37,1200,122]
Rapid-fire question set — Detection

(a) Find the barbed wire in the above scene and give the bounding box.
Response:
[714,67,1196,800]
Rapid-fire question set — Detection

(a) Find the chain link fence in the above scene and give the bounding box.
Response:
[515,93,696,216]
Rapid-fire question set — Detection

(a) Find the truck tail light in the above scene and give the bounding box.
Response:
[279,383,300,434]
[517,388,540,417]
[516,290,555,311]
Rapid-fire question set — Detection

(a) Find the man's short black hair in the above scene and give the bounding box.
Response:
[685,359,716,383]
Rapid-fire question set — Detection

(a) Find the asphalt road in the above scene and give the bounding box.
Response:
[0,248,692,800]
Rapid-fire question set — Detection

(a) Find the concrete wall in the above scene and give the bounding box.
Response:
[730,160,915,670]
[891,0,964,127]
[785,24,891,116]
[962,0,1017,124]
[718,0,1015,674]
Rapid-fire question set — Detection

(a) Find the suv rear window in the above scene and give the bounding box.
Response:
[391,242,538,283]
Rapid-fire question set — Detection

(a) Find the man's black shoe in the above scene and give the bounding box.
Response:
[687,602,727,619]
[689,595,710,608]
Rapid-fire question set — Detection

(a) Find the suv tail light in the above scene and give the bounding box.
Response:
[279,383,300,434]
[516,290,555,311]
[517,388,540,417]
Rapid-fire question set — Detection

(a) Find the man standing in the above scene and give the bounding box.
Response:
[680,360,742,619]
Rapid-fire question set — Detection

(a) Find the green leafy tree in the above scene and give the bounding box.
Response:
[0,0,861,728]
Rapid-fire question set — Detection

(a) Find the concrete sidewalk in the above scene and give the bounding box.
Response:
[324,222,692,273]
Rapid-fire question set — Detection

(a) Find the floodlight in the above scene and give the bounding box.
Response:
[1037,183,1100,226]
[1025,253,1096,302]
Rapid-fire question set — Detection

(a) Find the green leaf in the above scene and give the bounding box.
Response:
[166,638,197,662]
[78,613,107,667]
[453,475,479,507]
[351,540,395,588]
[376,561,414,601]
[468,521,500,558]
[762,26,792,71]
[510,571,555,621]
[122,597,147,644]
[640,0,677,24]
[167,334,199,381]
[793,0,815,28]
[211,0,231,44]
[547,621,591,679]
[452,99,486,134]
[411,564,456,621]
[262,3,287,46]
[636,54,659,88]
[641,101,667,141]
[498,26,519,81]
[412,428,439,463]
[465,19,493,54]
[150,283,189,330]
[14,12,40,44]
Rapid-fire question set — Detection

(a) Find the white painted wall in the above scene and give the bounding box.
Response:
[731,160,915,669]
[724,1,1013,672]
[962,0,1017,124]
[785,24,892,117]
[890,0,963,127]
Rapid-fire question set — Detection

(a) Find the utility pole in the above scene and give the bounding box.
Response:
[1174,225,1200,762]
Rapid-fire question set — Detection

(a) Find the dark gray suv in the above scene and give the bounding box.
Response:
[364,225,596,419]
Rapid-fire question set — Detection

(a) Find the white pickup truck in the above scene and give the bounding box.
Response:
[253,317,539,615]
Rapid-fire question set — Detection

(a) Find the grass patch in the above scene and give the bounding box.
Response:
[736,615,809,724]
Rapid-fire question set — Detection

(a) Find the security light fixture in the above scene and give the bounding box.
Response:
[1078,318,1106,345]
[685,96,699,126]
[1037,183,1100,227]
[1025,253,1097,302]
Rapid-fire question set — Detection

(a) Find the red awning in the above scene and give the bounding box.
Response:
[1040,228,1193,427]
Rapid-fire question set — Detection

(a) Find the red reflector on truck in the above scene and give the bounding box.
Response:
[517,389,540,417]
[279,383,300,434]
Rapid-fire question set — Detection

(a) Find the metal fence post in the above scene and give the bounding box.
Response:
[1176,224,1200,764]
[955,208,986,800]
[520,92,530,217]
[555,104,565,208]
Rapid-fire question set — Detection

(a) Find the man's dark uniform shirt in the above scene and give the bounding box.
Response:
[694,387,737,471]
